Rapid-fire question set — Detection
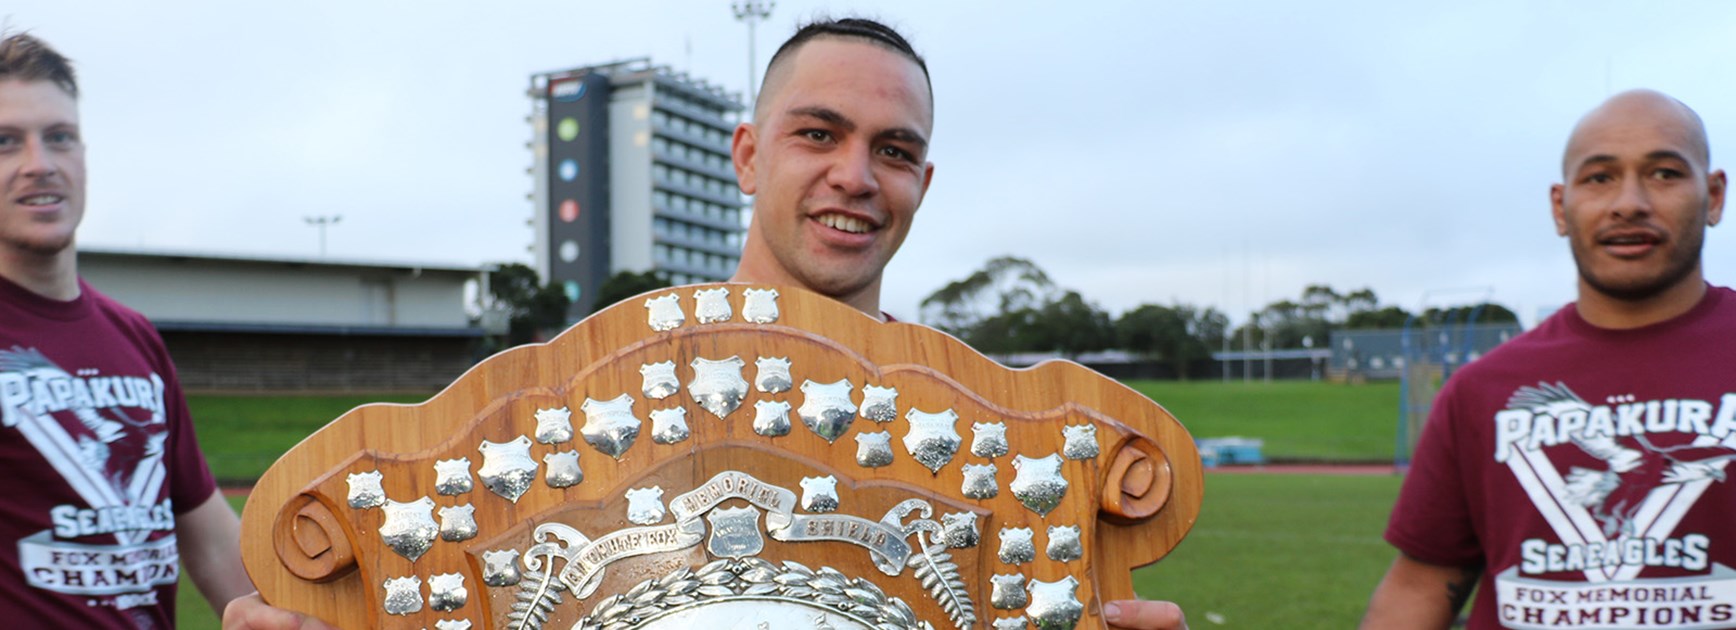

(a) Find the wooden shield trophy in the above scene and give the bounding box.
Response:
[239,283,1201,629]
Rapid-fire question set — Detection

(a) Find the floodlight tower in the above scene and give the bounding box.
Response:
[304,215,341,256]
[732,1,775,104]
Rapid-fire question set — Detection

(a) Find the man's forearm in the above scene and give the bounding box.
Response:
[1361,553,1480,630]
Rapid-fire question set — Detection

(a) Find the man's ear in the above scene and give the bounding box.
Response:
[732,122,758,196]
[1550,183,1569,236]
[1707,169,1726,227]
[917,162,936,207]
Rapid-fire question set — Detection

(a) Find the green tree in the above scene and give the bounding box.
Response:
[486,263,571,346]
[1117,302,1227,379]
[918,256,1055,337]
[591,270,673,312]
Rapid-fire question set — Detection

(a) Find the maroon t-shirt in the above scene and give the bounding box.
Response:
[1388,285,1736,629]
[0,275,216,628]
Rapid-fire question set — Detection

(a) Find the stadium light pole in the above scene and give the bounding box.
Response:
[305,215,341,256]
[733,1,774,105]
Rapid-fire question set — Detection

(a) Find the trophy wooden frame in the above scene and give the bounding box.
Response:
[239,283,1201,629]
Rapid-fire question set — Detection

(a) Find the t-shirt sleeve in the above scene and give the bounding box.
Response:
[1385,378,1485,568]
[151,333,218,513]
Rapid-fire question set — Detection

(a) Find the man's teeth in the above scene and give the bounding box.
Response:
[20,194,62,205]
[819,214,870,234]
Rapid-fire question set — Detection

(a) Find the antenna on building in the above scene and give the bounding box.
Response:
[731,1,774,106]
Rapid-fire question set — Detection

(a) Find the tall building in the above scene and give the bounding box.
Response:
[530,58,748,320]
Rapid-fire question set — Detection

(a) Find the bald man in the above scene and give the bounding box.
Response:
[1362,90,1733,629]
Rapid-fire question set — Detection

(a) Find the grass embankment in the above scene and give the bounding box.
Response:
[1126,380,1400,463]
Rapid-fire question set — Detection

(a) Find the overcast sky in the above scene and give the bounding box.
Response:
[9,1,1736,327]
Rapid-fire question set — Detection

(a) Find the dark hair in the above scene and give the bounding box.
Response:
[767,17,929,93]
[0,33,77,98]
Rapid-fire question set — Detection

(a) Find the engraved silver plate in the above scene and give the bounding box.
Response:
[1062,423,1099,460]
[854,431,894,467]
[640,360,679,400]
[650,406,690,444]
[994,617,1030,630]
[477,436,537,502]
[991,573,1028,610]
[347,470,385,509]
[705,505,764,558]
[482,549,521,587]
[379,497,438,562]
[429,572,468,612]
[800,475,839,513]
[435,620,473,630]
[433,458,472,496]
[742,287,780,323]
[626,486,666,525]
[580,394,641,459]
[645,293,684,331]
[383,575,422,615]
[962,463,998,499]
[798,378,858,442]
[544,450,583,488]
[1047,525,1082,562]
[689,356,748,419]
[972,422,1009,459]
[534,406,573,444]
[1010,453,1069,516]
[903,408,962,473]
[941,512,980,549]
[860,385,898,423]
[1027,576,1084,630]
[438,503,478,542]
[694,287,733,323]
[998,527,1035,565]
[753,399,792,437]
[754,356,792,393]
[584,557,917,630]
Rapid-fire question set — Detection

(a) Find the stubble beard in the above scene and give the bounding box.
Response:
[1572,216,1705,303]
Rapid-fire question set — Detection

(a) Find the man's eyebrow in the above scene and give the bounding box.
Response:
[1572,154,1618,172]
[1646,149,1691,164]
[787,106,855,132]
[877,127,929,151]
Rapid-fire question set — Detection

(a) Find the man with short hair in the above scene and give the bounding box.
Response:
[0,32,254,626]
[1363,89,1733,629]
[227,17,1189,629]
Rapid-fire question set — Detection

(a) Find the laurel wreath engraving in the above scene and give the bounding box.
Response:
[578,557,931,630]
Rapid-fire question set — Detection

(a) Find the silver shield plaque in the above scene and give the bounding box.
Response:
[534,406,573,445]
[543,449,583,488]
[428,572,468,612]
[688,356,748,419]
[1062,423,1099,460]
[754,356,793,393]
[477,436,537,502]
[580,394,641,459]
[1047,525,1082,562]
[693,287,733,324]
[438,503,477,542]
[854,430,894,467]
[1010,453,1069,516]
[798,378,857,443]
[972,422,1009,459]
[346,470,385,509]
[1027,576,1084,630]
[379,497,438,562]
[998,527,1035,565]
[799,475,839,513]
[962,463,999,499]
[941,512,980,549]
[482,549,521,587]
[625,486,666,525]
[991,573,1028,610]
[705,505,764,558]
[433,458,472,496]
[742,287,780,323]
[644,293,684,331]
[382,575,422,615]
[903,408,962,473]
[650,406,690,444]
[753,399,792,437]
[860,384,899,423]
[435,620,473,630]
[640,360,679,400]
[994,617,1031,630]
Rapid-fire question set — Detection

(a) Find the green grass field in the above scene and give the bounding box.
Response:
[170,382,1409,628]
[1126,380,1401,462]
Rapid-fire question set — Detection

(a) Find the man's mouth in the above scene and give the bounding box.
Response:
[1596,229,1663,257]
[17,193,65,207]
[817,213,874,234]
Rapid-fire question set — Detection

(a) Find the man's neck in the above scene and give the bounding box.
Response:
[0,246,79,301]
[1575,271,1707,330]
[729,268,884,321]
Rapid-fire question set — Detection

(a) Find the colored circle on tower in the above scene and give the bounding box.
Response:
[559,199,580,223]
[557,118,579,142]
[558,159,579,181]
[559,240,580,263]
[564,281,581,303]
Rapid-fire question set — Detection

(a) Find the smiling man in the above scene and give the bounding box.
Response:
[0,33,254,627]
[1363,90,1734,629]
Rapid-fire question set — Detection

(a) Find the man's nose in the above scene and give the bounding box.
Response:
[21,138,59,180]
[1610,174,1653,220]
[826,144,879,197]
